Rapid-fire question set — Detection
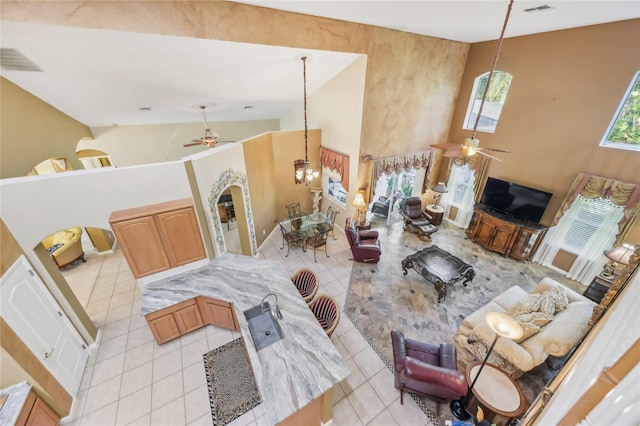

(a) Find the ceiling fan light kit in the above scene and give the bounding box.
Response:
[294,56,320,186]
[183,105,221,148]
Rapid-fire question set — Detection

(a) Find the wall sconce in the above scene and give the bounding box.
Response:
[431,182,448,208]
[602,243,635,277]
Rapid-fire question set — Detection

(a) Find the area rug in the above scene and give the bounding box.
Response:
[204,338,262,426]
[344,220,583,425]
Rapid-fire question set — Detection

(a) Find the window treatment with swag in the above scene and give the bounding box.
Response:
[369,151,432,200]
[440,155,488,228]
[534,173,640,284]
[320,148,350,191]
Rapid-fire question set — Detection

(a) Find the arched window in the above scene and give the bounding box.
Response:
[463,71,513,133]
[600,71,640,152]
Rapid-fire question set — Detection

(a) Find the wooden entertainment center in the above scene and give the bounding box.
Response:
[466,206,548,260]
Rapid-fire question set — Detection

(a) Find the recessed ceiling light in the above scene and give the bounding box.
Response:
[139,107,151,111]
[244,105,254,110]
[524,5,553,12]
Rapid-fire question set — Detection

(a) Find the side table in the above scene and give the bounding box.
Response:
[425,205,444,225]
[465,362,526,423]
[356,220,371,231]
[583,273,615,303]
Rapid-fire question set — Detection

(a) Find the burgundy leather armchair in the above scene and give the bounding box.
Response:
[391,329,467,414]
[345,217,381,263]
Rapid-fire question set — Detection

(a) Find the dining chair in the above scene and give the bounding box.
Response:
[291,268,319,304]
[286,202,302,220]
[218,204,231,231]
[322,206,339,240]
[276,220,306,257]
[309,294,340,338]
[306,228,330,262]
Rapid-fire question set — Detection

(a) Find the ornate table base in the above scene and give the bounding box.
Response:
[401,245,475,302]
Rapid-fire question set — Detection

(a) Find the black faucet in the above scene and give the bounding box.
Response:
[261,293,283,319]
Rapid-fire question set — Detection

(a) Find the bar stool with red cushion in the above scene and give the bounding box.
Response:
[309,295,340,337]
[291,268,319,305]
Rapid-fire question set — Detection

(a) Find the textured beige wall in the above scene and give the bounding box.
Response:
[0,0,469,177]
[448,19,640,227]
[0,78,92,179]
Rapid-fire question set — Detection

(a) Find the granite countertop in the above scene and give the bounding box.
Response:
[141,253,350,425]
[0,381,32,425]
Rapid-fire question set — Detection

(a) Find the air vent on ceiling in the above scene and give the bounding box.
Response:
[0,48,43,72]
[524,4,553,12]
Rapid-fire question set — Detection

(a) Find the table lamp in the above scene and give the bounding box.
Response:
[352,193,367,223]
[431,182,448,208]
[450,312,523,420]
[602,243,635,277]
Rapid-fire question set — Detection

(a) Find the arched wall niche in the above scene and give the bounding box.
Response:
[208,168,257,256]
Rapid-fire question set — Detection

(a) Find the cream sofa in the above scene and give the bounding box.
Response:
[454,278,595,378]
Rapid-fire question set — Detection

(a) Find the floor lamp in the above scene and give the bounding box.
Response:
[450,312,523,420]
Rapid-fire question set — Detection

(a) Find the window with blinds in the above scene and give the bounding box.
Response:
[562,197,622,252]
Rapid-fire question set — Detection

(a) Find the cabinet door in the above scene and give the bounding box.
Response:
[155,207,206,266]
[510,227,546,260]
[202,299,238,331]
[489,225,517,254]
[26,396,60,426]
[111,216,171,277]
[475,220,497,247]
[174,303,205,335]
[466,210,481,238]
[147,313,181,344]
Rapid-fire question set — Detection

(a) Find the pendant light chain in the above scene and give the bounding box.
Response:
[302,56,308,162]
[471,0,514,140]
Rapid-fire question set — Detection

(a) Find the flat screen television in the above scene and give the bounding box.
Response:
[480,177,552,224]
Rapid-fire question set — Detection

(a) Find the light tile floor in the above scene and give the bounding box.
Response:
[62,225,435,426]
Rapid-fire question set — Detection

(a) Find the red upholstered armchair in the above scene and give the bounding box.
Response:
[345,217,381,263]
[391,329,467,415]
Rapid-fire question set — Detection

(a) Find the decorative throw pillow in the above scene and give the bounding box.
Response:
[513,312,553,327]
[549,286,569,312]
[538,292,556,315]
[514,322,540,344]
[507,293,543,317]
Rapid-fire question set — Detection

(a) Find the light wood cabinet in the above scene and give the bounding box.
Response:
[198,297,238,331]
[16,391,60,426]
[147,312,181,344]
[467,207,547,260]
[146,296,239,344]
[174,301,205,334]
[109,199,207,278]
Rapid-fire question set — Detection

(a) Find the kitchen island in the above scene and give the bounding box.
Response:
[141,253,350,426]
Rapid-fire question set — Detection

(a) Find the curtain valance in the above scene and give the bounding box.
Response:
[373,151,431,178]
[320,147,350,191]
[553,172,640,245]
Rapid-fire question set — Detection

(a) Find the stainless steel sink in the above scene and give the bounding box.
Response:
[243,302,285,351]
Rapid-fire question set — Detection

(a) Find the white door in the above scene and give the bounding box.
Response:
[0,255,89,396]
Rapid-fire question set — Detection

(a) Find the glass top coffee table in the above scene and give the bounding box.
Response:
[401,245,475,302]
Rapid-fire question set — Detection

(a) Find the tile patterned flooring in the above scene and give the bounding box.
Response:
[62,224,435,426]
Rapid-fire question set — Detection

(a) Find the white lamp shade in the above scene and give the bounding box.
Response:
[352,193,366,210]
[485,312,523,340]
[604,243,635,265]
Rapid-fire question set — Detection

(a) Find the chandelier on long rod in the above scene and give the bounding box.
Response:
[294,56,319,186]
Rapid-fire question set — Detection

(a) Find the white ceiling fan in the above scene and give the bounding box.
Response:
[183,105,233,148]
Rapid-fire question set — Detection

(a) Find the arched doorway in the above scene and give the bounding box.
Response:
[208,169,257,256]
